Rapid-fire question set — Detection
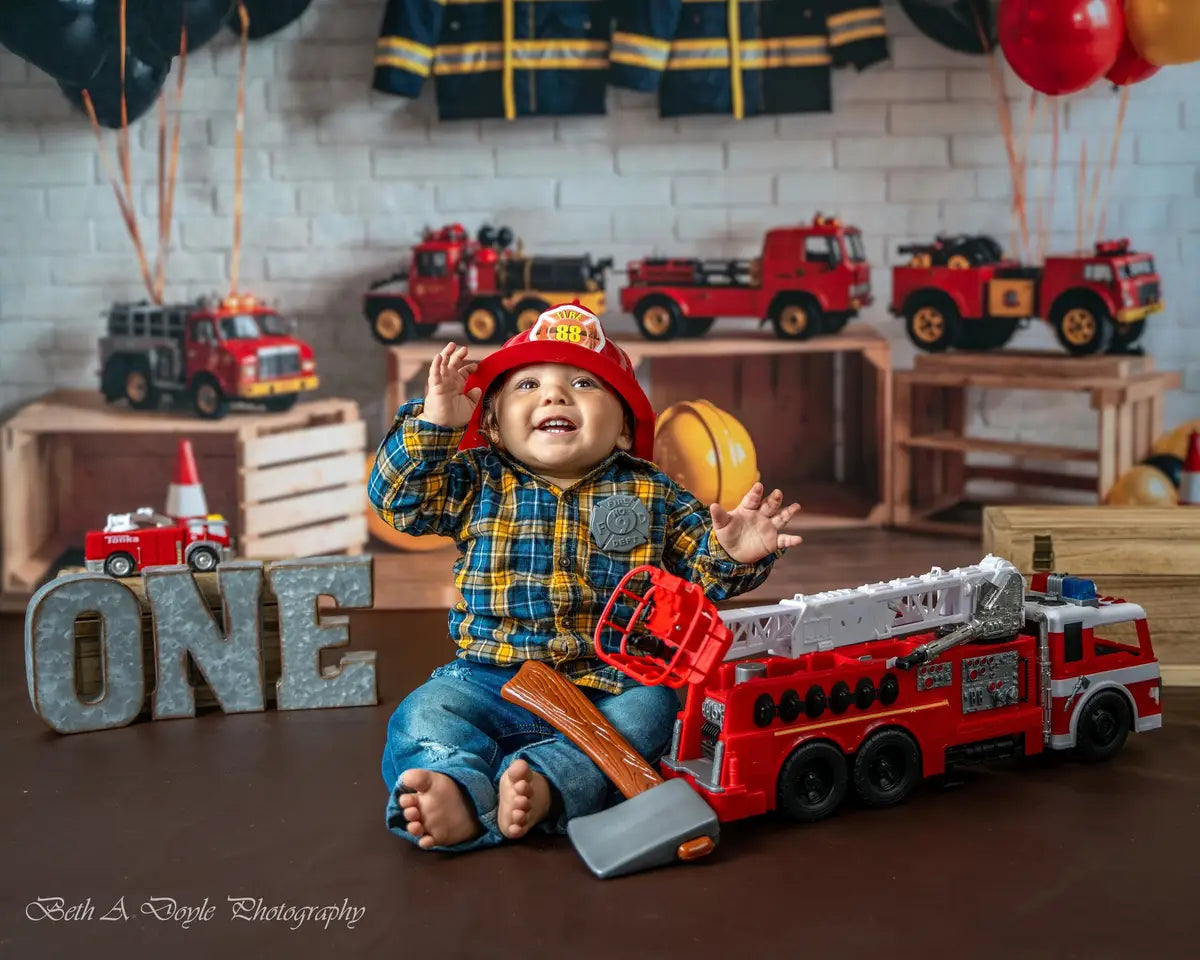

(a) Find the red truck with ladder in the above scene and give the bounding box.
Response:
[618,214,872,341]
[99,294,319,419]
[362,223,612,345]
[889,234,1163,355]
[595,554,1162,824]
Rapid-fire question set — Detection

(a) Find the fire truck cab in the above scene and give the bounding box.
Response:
[618,214,872,341]
[84,507,234,579]
[363,222,612,345]
[595,556,1162,825]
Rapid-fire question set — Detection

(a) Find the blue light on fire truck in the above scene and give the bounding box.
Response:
[1060,576,1098,602]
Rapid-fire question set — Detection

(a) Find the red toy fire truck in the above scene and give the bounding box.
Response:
[362,223,613,345]
[618,214,872,341]
[889,235,1162,355]
[84,508,233,578]
[596,555,1162,824]
[99,294,320,419]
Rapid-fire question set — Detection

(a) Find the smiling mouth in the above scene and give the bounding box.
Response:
[536,418,577,434]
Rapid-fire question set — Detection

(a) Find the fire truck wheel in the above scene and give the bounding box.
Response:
[634,297,683,340]
[852,729,922,808]
[122,360,159,410]
[770,295,822,340]
[903,294,960,352]
[104,552,136,578]
[188,546,220,573]
[1074,691,1131,763]
[192,376,229,420]
[366,300,414,345]
[513,298,550,334]
[464,302,509,344]
[1050,294,1114,356]
[682,317,715,337]
[776,740,848,823]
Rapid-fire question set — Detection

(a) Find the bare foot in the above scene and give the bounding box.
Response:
[397,770,482,849]
[498,758,553,839]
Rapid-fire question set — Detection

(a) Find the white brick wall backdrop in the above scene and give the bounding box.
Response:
[1,0,1199,455]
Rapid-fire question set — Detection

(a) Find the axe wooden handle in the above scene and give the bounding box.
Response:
[501,660,663,800]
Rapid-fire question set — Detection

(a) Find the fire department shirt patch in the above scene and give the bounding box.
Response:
[589,495,650,553]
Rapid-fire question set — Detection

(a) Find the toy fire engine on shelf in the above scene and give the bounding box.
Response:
[82,439,233,578]
[618,214,872,341]
[362,223,613,345]
[889,235,1163,355]
[99,293,319,419]
[596,555,1162,824]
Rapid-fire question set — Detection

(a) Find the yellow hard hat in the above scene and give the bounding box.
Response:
[1105,464,1178,506]
[654,400,759,511]
[1152,418,1200,461]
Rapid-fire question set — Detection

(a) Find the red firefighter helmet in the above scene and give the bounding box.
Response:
[458,303,656,462]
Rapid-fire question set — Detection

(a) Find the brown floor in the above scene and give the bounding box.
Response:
[3,532,1199,959]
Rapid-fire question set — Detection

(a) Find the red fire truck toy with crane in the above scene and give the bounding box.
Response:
[889,234,1163,355]
[362,223,613,345]
[595,554,1162,824]
[617,214,872,341]
[99,294,319,420]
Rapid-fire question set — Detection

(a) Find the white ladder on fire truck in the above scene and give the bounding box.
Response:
[717,554,1023,662]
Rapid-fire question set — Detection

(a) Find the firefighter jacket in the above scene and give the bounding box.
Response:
[610,0,889,119]
[374,0,621,121]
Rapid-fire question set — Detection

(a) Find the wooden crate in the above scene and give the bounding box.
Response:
[383,325,893,530]
[982,505,1200,687]
[0,390,368,610]
[891,350,1181,538]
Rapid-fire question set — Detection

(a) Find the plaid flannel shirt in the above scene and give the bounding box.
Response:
[369,399,782,693]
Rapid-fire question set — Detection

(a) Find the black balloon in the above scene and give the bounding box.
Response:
[185,0,237,52]
[60,47,170,128]
[899,0,1001,55]
[0,1,109,86]
[226,0,314,40]
[1142,454,1185,490]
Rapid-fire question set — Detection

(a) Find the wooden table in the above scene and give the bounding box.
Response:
[383,326,893,530]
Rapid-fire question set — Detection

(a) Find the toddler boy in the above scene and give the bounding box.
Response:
[369,304,801,851]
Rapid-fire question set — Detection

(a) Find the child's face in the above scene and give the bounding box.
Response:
[491,363,631,485]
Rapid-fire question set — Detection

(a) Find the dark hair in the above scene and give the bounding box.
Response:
[477,370,635,450]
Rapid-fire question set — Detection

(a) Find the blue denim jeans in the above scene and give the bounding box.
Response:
[381,658,681,853]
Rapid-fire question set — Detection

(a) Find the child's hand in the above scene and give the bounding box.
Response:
[711,483,803,564]
[421,343,481,429]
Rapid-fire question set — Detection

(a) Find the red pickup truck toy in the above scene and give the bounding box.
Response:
[99,294,320,419]
[889,235,1163,355]
[618,215,872,340]
[363,223,612,345]
[84,508,234,579]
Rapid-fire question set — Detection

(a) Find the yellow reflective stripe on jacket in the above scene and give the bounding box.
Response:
[375,36,436,76]
[828,6,887,47]
[433,40,605,73]
[726,0,743,120]
[666,36,832,70]
[610,30,670,70]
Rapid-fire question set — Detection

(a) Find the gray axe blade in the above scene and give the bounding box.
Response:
[566,778,719,879]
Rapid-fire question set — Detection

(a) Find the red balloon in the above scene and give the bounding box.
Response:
[998,0,1125,95]
[1106,32,1161,85]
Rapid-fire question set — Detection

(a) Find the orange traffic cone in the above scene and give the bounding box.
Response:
[165,439,209,518]
[1181,430,1200,506]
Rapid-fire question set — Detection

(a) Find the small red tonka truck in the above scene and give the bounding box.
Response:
[890,235,1162,355]
[595,555,1161,824]
[362,222,612,345]
[99,294,320,420]
[618,214,872,341]
[84,508,234,579]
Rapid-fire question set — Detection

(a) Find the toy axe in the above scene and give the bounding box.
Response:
[501,659,719,879]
